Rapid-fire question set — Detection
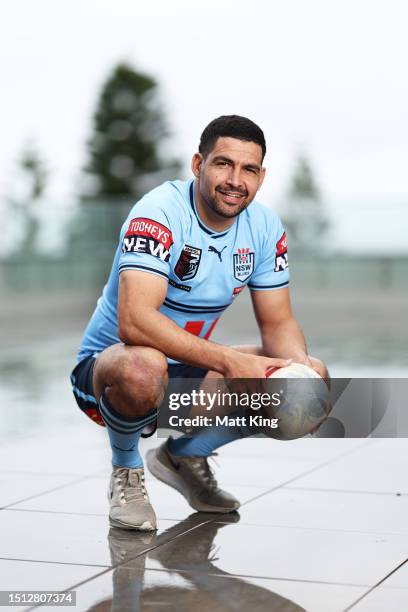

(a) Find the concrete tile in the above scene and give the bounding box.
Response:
[12,475,266,522]
[211,454,319,488]
[352,564,408,612]
[0,509,186,566]
[0,426,110,476]
[288,439,408,494]
[0,558,104,612]
[350,586,408,611]
[147,519,408,586]
[65,566,367,612]
[0,472,81,508]
[381,561,408,588]
[11,476,111,516]
[237,488,408,535]
[217,435,369,462]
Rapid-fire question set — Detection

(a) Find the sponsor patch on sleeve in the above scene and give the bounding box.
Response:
[274,232,288,272]
[122,217,173,262]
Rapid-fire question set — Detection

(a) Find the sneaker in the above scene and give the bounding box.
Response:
[146,440,240,513]
[108,466,157,531]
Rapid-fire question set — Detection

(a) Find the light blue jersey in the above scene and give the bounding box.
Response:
[77,179,289,363]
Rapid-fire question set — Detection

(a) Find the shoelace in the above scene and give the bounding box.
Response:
[113,468,148,503]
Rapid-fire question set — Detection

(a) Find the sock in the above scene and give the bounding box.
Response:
[99,394,157,468]
[168,414,247,457]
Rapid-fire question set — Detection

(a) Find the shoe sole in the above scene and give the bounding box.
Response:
[109,517,156,531]
[107,489,157,531]
[146,448,239,514]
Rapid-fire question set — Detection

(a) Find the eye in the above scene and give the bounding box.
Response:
[217,161,229,167]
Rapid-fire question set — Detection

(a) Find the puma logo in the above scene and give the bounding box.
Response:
[208,245,227,262]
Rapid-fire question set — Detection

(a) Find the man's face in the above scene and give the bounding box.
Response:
[192,137,266,219]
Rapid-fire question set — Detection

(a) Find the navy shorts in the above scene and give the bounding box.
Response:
[70,355,208,428]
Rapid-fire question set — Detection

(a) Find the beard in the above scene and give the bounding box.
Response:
[203,186,250,219]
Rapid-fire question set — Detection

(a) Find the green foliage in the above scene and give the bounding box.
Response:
[83,63,181,200]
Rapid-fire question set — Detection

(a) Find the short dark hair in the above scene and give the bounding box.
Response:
[199,115,266,160]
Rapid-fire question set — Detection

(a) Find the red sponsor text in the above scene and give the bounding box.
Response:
[125,217,173,249]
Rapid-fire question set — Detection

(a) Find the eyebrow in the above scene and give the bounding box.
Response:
[212,155,261,171]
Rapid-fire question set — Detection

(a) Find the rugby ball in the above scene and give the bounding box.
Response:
[263,362,331,440]
[266,362,321,380]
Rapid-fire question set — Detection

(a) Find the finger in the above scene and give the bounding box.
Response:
[264,359,292,377]
[271,358,293,367]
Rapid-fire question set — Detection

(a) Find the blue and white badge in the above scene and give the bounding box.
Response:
[233,248,255,282]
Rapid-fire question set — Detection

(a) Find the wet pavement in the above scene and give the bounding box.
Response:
[1,426,407,612]
[1,287,408,611]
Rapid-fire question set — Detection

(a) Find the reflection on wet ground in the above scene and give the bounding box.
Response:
[101,513,306,612]
[1,324,408,610]
[1,426,408,611]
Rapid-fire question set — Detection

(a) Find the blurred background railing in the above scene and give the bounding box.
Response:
[1,200,406,292]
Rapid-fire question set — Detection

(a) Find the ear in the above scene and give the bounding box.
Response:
[191,153,203,178]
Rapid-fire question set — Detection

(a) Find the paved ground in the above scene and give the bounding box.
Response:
[1,425,407,612]
[1,285,407,611]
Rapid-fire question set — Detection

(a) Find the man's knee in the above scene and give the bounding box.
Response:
[120,346,168,383]
[94,345,168,415]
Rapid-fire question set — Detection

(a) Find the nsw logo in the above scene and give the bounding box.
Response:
[174,245,202,281]
[233,248,255,282]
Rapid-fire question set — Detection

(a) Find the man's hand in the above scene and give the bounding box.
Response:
[222,349,292,378]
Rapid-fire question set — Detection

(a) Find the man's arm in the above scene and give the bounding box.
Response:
[118,271,291,378]
[250,287,310,364]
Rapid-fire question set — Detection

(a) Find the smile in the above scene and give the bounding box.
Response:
[218,190,246,200]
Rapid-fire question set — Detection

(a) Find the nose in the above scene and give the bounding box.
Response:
[225,166,244,190]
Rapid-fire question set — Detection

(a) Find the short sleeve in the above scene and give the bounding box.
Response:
[248,215,290,291]
[118,194,177,281]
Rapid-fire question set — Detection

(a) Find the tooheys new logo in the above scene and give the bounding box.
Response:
[274,232,288,272]
[122,217,173,262]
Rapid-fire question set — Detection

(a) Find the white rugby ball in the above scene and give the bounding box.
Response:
[264,362,331,440]
[266,362,321,380]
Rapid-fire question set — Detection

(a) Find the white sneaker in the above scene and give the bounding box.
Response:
[108,466,157,531]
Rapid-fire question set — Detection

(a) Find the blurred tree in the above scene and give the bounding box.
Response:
[282,154,330,252]
[288,155,320,201]
[82,62,181,201]
[2,141,49,260]
[8,141,49,205]
[66,63,181,282]
[20,143,49,200]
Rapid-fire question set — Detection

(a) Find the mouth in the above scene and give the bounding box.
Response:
[217,189,247,205]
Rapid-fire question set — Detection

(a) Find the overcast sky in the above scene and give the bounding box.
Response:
[1,0,407,212]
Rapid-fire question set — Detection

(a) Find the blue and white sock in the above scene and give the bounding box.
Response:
[99,394,157,468]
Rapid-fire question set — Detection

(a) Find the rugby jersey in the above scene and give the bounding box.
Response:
[77,179,289,363]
